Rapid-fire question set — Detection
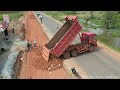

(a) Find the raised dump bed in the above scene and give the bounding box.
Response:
[42,15,82,61]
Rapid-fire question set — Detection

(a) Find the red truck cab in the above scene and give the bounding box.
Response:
[62,32,97,59]
[81,32,97,47]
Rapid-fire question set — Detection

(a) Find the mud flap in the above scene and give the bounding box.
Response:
[42,46,50,62]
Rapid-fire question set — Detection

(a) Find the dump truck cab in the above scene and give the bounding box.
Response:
[81,32,97,47]
[62,32,97,59]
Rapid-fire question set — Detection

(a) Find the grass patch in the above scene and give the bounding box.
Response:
[110,30,120,37]
[90,19,103,26]
[97,35,120,53]
[98,40,120,53]
[111,32,120,37]
[82,29,89,32]
[0,15,2,21]
[9,12,23,21]
[0,11,23,21]
[45,11,65,22]
[97,35,111,44]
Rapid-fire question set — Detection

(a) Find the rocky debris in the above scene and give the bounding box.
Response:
[49,72,52,74]
[20,57,24,63]
[20,57,23,61]
[33,57,63,71]
[48,68,51,71]
[32,47,63,71]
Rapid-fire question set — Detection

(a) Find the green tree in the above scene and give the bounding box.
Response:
[103,11,118,29]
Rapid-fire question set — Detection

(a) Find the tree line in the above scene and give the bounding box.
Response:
[60,11,120,29]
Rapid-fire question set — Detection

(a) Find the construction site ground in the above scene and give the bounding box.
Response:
[19,12,69,79]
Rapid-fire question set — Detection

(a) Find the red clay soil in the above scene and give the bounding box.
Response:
[31,47,63,71]
[19,11,69,79]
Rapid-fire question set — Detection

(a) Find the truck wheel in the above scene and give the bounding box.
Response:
[63,52,70,59]
[71,50,78,57]
[89,45,95,52]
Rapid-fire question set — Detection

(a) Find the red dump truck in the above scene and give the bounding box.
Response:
[42,15,97,61]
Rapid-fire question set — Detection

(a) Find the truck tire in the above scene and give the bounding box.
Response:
[89,45,95,52]
[63,52,70,59]
[71,50,78,57]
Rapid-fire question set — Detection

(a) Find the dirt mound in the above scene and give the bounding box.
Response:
[32,47,63,71]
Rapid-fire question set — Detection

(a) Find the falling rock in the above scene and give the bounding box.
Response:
[51,64,53,67]
[57,64,61,68]
[20,58,23,61]
[48,68,51,71]
[49,72,52,74]
[59,64,61,66]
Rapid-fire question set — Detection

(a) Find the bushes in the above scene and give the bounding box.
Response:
[8,12,23,21]
[60,11,78,15]
[0,15,3,21]
[97,34,120,52]
[111,31,120,37]
[45,11,65,22]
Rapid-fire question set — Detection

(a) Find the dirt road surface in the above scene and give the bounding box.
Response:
[19,11,69,79]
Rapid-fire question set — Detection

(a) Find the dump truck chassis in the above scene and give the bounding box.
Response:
[62,43,95,59]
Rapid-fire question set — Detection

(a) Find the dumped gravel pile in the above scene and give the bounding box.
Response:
[33,57,63,71]
[32,48,63,71]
